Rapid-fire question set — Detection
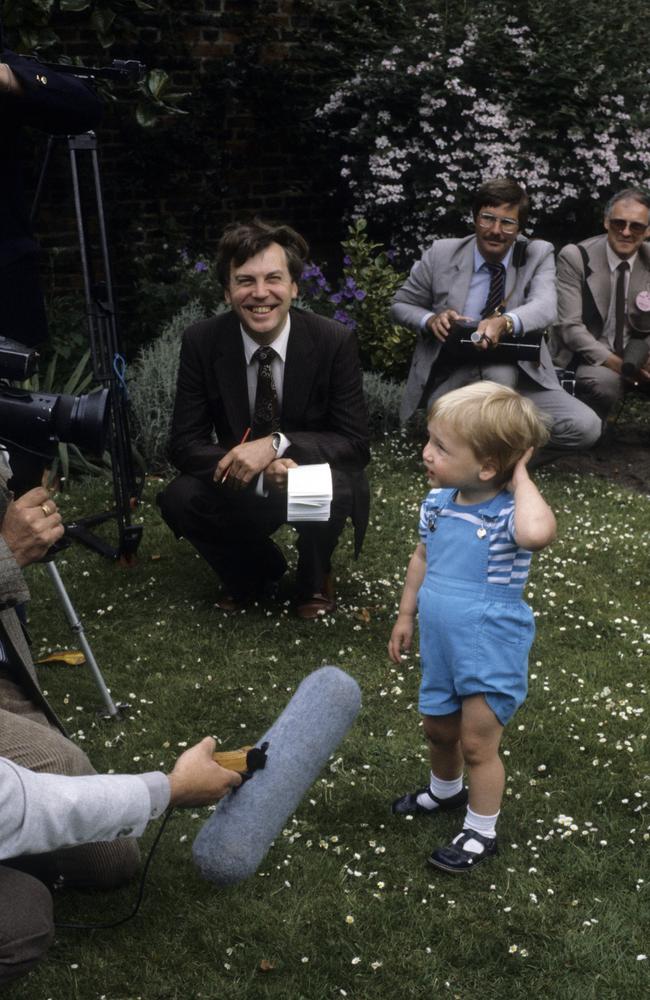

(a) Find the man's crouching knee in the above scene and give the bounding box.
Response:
[0,866,54,988]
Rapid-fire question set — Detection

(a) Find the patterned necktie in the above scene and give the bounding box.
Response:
[251,345,280,438]
[614,260,629,357]
[481,262,506,318]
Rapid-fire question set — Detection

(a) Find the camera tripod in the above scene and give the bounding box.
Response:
[31,129,143,564]
[26,59,147,716]
[45,559,120,718]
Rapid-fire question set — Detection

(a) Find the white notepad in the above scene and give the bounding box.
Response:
[287,463,333,522]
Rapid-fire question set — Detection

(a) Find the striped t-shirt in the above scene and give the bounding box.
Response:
[419,488,533,590]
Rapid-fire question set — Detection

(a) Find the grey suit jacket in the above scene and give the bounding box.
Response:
[552,234,650,367]
[0,757,169,860]
[391,235,558,422]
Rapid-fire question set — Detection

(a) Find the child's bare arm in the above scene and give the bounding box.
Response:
[388,543,426,663]
[510,448,556,550]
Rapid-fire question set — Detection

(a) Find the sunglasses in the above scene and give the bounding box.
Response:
[608,218,649,236]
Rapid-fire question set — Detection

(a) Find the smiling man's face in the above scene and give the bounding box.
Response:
[604,198,650,260]
[225,242,298,345]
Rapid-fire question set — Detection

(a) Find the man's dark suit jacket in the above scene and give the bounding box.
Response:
[1,49,103,268]
[168,308,371,553]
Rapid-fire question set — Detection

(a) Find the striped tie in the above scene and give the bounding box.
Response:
[481,263,506,318]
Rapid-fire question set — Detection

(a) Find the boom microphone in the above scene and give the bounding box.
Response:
[192,666,361,886]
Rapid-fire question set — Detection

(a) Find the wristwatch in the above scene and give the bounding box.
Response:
[271,432,281,453]
[502,314,515,337]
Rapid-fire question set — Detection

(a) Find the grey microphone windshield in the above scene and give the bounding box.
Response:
[192,665,361,886]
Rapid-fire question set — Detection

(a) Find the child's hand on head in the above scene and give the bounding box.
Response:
[508,446,534,491]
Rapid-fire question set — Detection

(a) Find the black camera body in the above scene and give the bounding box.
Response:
[442,319,543,363]
[0,337,109,458]
[621,333,650,380]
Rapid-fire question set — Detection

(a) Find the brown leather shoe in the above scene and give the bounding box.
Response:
[295,593,337,619]
[214,593,247,612]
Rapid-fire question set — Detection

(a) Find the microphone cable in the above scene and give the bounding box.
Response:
[55,805,174,930]
[54,743,268,931]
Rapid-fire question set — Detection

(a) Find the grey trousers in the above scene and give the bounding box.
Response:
[574,363,625,420]
[428,363,602,449]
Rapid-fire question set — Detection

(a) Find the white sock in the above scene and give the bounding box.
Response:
[462,806,499,840]
[415,771,463,810]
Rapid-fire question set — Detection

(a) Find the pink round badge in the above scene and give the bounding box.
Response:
[635,290,650,312]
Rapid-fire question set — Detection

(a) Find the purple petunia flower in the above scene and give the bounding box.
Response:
[194,261,208,272]
[333,309,357,329]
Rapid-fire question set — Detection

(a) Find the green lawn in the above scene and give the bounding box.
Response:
[11,435,650,1000]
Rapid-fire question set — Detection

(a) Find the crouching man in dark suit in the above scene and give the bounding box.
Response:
[157,220,370,618]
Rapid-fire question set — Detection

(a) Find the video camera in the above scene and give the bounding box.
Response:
[0,336,110,458]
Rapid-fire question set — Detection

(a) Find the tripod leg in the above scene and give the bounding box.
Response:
[45,562,120,718]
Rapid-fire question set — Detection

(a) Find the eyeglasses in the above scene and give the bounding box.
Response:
[476,212,519,234]
[608,218,649,236]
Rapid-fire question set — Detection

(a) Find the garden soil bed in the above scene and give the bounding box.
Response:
[550,419,650,494]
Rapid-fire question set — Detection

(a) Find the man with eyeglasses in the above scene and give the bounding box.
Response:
[551,188,650,420]
[392,177,601,450]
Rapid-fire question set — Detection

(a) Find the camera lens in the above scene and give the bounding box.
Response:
[54,388,110,455]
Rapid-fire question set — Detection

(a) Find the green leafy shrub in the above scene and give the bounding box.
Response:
[129,246,224,349]
[316,0,650,253]
[300,220,413,380]
[336,220,412,379]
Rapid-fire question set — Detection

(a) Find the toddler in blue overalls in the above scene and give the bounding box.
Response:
[388,381,556,872]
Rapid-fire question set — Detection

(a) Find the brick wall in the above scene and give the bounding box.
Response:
[26,0,346,326]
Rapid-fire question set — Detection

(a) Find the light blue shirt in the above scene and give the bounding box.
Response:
[420,245,522,335]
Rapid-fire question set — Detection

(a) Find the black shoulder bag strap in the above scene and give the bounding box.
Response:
[577,244,602,333]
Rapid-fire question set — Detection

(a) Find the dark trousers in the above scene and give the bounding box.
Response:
[157,472,355,600]
[0,253,48,347]
[0,866,54,989]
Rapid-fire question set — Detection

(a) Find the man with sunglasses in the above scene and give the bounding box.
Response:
[393,177,601,450]
[552,188,650,419]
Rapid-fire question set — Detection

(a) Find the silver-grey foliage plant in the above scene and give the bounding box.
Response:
[128,301,218,472]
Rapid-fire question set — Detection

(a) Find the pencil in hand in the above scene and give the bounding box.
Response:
[221,427,251,483]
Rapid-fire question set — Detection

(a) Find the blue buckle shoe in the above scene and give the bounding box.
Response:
[391,785,468,816]
[428,828,498,873]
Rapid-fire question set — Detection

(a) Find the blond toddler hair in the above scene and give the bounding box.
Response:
[427,381,551,477]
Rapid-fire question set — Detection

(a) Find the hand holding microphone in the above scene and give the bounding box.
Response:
[168,737,242,808]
